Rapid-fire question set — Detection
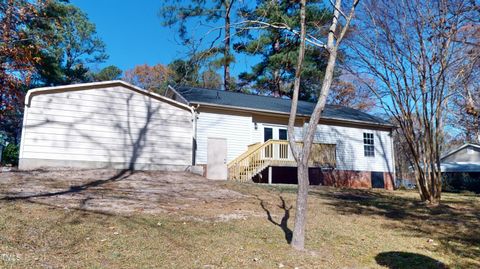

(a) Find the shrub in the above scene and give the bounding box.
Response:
[1,143,19,166]
[443,172,480,193]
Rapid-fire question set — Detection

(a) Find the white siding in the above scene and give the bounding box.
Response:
[195,109,394,173]
[252,123,393,172]
[251,122,304,143]
[312,124,394,173]
[196,110,252,164]
[442,145,480,163]
[20,86,193,169]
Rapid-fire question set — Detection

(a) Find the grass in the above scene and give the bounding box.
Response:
[0,176,479,268]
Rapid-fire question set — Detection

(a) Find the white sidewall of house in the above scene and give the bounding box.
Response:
[196,111,253,164]
[196,110,394,174]
[312,124,394,173]
[20,86,193,169]
[442,146,480,163]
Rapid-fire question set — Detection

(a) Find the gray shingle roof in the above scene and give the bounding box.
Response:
[441,162,480,172]
[176,86,393,127]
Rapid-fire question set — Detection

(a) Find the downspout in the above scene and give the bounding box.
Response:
[390,129,396,185]
[18,93,31,164]
[190,104,200,166]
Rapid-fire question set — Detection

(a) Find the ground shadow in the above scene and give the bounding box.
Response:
[375,251,448,269]
[1,169,133,201]
[310,187,480,268]
[258,196,292,243]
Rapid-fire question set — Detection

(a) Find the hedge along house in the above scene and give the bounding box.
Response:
[20,81,396,190]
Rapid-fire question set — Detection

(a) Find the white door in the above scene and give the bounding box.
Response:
[263,126,289,159]
[263,126,288,141]
[207,137,228,180]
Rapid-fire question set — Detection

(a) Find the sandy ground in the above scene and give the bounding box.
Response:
[0,169,251,218]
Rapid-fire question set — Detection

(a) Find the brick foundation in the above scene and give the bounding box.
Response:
[234,166,395,190]
[315,170,372,189]
[383,172,395,190]
[309,170,395,190]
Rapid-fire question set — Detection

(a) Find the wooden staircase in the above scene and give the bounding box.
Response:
[227,140,336,182]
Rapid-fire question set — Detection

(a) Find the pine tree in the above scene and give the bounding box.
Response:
[235,0,333,100]
[161,0,237,91]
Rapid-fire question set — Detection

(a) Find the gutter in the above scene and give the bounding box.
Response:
[191,102,396,129]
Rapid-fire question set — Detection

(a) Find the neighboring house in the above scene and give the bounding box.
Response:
[19,81,396,190]
[441,143,480,179]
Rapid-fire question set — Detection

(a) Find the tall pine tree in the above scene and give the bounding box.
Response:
[235,0,333,100]
[160,0,237,91]
[34,1,107,85]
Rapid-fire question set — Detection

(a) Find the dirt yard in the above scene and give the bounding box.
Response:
[0,169,251,219]
[0,169,479,268]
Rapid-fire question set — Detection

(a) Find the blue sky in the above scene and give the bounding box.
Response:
[70,0,255,76]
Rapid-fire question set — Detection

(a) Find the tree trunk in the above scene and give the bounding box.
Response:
[224,0,232,91]
[273,38,281,97]
[287,0,308,250]
[291,161,309,250]
[288,0,357,250]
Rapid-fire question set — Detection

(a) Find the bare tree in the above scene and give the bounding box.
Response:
[285,0,360,250]
[451,20,480,143]
[328,79,376,112]
[348,0,478,204]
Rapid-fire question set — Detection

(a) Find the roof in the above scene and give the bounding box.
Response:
[25,80,192,112]
[441,143,480,161]
[441,162,480,173]
[175,86,394,128]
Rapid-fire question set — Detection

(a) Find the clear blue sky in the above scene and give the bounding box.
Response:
[70,0,255,76]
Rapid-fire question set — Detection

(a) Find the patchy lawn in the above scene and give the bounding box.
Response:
[0,170,478,268]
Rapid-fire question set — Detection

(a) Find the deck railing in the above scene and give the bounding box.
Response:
[227,140,336,182]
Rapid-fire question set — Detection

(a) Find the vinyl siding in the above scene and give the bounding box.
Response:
[312,124,394,172]
[442,146,480,163]
[195,109,394,173]
[195,109,252,164]
[20,85,193,169]
[252,123,393,172]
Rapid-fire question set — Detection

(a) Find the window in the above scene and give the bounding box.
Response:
[364,133,375,157]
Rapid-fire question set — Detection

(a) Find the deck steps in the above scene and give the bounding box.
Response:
[227,140,336,182]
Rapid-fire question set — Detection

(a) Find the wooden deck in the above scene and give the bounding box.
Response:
[227,140,336,182]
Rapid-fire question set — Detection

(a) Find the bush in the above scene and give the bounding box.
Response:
[443,172,480,193]
[1,143,19,166]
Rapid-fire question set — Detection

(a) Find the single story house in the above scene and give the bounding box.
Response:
[441,143,480,172]
[19,80,396,189]
[441,143,480,189]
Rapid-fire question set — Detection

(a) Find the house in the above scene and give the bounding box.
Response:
[19,81,194,171]
[19,80,396,189]
[441,143,480,171]
[440,143,480,191]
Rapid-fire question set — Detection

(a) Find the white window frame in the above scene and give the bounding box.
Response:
[364,132,375,157]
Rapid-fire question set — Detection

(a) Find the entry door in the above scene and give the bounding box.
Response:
[263,127,288,159]
[263,127,288,141]
[207,138,228,180]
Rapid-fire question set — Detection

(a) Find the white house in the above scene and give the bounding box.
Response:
[440,143,480,174]
[19,81,396,189]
